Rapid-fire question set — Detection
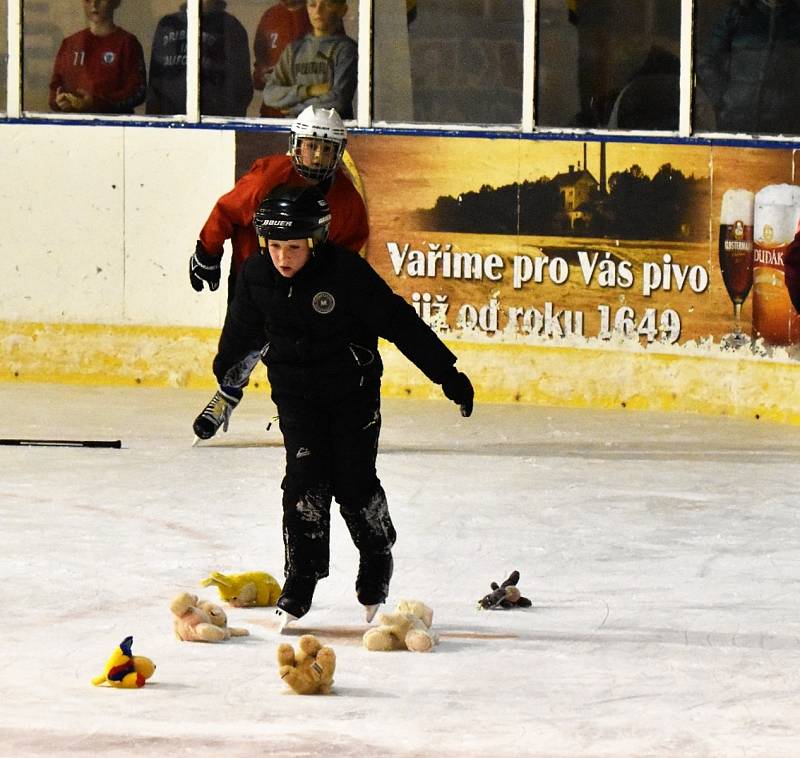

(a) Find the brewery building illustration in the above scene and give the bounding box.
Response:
[415,142,709,242]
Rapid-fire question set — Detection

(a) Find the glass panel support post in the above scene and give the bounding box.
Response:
[7,0,20,117]
[356,0,372,127]
[522,0,536,131]
[679,0,694,136]
[186,0,200,122]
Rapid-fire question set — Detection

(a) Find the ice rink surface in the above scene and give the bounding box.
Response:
[2,382,800,757]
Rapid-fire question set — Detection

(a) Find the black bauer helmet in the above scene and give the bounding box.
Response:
[253,184,332,252]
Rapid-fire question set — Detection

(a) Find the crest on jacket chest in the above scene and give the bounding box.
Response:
[312,291,336,314]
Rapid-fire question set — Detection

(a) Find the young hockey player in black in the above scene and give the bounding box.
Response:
[209,184,474,629]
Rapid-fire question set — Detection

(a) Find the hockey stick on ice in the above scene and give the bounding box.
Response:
[0,438,122,448]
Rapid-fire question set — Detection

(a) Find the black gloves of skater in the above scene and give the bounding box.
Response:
[441,367,474,417]
[189,241,221,292]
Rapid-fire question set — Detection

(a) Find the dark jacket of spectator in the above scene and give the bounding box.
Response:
[696,0,800,134]
[146,1,252,117]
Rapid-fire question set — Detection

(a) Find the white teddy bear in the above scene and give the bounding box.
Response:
[362,599,439,652]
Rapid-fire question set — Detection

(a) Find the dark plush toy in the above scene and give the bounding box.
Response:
[478,570,532,610]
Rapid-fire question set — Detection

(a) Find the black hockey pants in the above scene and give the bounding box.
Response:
[276,389,396,596]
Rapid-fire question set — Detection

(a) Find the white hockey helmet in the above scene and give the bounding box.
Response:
[290,106,347,182]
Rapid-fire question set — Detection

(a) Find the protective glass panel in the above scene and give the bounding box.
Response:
[694,0,800,135]
[0,0,7,113]
[22,0,171,116]
[254,0,359,120]
[374,0,523,125]
[537,0,681,130]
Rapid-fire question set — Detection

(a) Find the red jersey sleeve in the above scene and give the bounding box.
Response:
[785,229,800,314]
[199,157,368,271]
[327,169,369,254]
[198,156,295,261]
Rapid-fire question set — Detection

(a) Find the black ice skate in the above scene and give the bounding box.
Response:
[192,389,240,443]
[356,551,393,622]
[275,575,317,632]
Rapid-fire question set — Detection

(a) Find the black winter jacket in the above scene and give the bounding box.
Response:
[146,7,252,117]
[696,0,800,133]
[213,243,457,402]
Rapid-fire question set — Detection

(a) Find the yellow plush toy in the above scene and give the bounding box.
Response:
[91,636,156,688]
[276,635,336,695]
[170,592,250,642]
[201,571,281,607]
[362,599,439,653]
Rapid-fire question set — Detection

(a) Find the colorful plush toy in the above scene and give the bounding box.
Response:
[362,599,439,653]
[276,635,336,695]
[91,636,156,688]
[200,571,281,607]
[478,570,533,610]
[171,591,250,642]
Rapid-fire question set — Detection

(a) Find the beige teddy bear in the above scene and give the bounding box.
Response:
[276,635,336,695]
[170,591,250,643]
[362,599,439,653]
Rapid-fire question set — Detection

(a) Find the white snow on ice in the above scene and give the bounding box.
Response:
[2,382,800,757]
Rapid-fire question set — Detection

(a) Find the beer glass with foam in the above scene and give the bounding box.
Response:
[752,184,800,346]
[719,188,754,346]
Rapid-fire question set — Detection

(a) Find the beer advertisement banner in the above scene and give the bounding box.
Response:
[237,133,800,361]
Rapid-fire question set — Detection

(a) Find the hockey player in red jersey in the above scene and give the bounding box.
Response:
[49,0,146,114]
[191,106,368,442]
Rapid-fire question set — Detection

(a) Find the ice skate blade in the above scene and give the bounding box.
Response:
[364,603,381,623]
[275,608,298,633]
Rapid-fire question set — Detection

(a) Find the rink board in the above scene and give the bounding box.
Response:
[4,124,800,425]
[2,320,800,425]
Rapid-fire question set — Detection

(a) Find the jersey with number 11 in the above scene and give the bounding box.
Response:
[49,27,146,114]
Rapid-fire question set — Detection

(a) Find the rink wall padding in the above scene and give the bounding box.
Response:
[3,320,800,425]
[4,123,800,424]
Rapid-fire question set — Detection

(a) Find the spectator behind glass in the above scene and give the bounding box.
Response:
[253,0,312,117]
[49,0,146,114]
[607,46,680,130]
[696,0,800,134]
[146,0,252,117]
[262,0,357,119]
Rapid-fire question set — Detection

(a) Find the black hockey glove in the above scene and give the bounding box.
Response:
[189,241,221,292]
[441,367,474,418]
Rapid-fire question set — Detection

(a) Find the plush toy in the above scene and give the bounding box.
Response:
[478,570,533,610]
[171,591,250,642]
[362,599,439,653]
[91,636,155,688]
[276,634,336,695]
[200,571,281,607]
